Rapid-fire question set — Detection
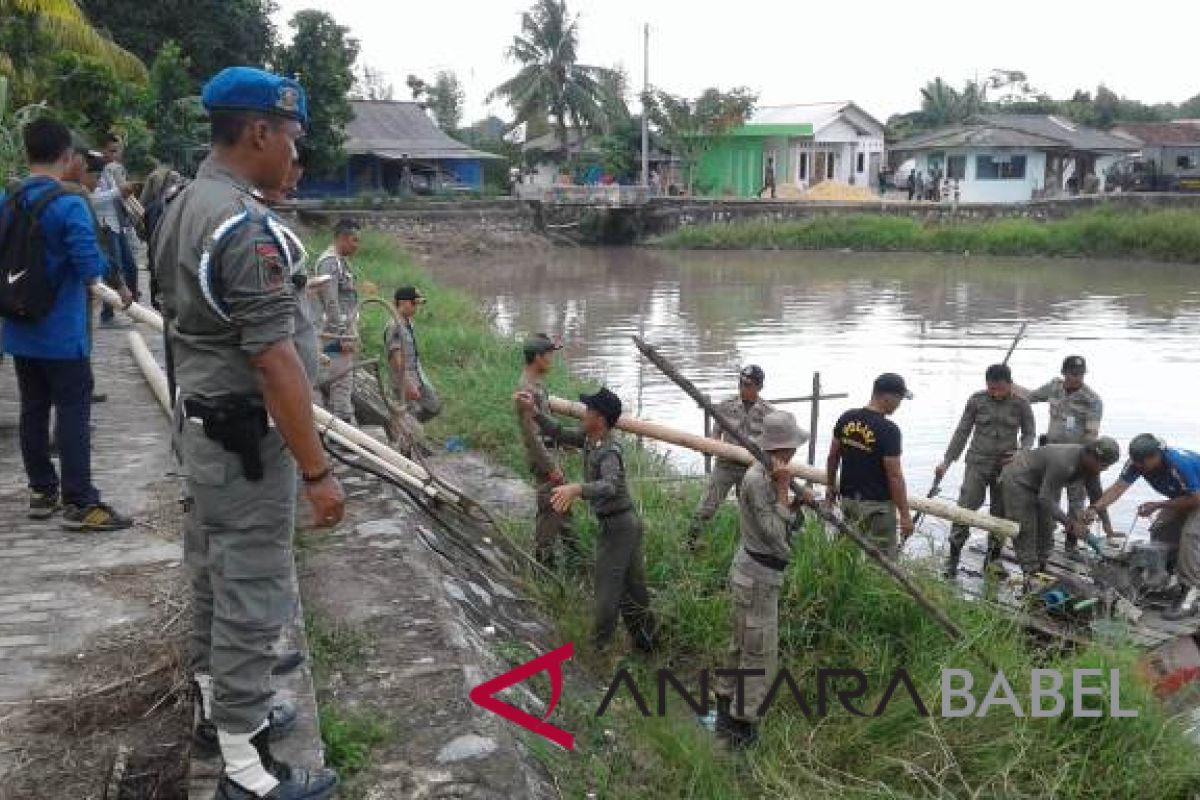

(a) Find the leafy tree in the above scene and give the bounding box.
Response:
[645,86,756,194]
[408,70,464,131]
[275,9,359,177]
[1,0,144,83]
[45,50,141,144]
[1178,93,1200,119]
[488,0,616,157]
[146,41,205,169]
[354,65,394,101]
[78,0,276,83]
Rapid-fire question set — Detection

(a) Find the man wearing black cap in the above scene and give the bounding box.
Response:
[154,66,341,799]
[513,333,581,569]
[1000,437,1119,581]
[686,365,773,549]
[536,387,657,652]
[826,373,914,558]
[1026,355,1104,555]
[385,285,442,423]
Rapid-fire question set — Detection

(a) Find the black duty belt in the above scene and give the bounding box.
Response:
[596,506,634,521]
[183,395,270,481]
[744,548,789,572]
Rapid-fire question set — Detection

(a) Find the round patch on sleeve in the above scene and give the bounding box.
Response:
[256,242,286,290]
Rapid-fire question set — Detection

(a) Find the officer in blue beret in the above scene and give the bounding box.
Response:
[153,66,341,800]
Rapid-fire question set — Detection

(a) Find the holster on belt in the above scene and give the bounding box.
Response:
[184,395,269,481]
[745,548,789,572]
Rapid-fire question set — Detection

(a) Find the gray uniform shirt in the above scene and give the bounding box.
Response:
[1028,379,1102,444]
[944,391,1036,468]
[1004,444,1103,513]
[581,433,634,518]
[153,156,296,399]
[737,462,798,575]
[316,246,356,343]
[384,318,422,383]
[713,395,773,466]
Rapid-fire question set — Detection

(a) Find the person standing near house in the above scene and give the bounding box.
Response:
[758,156,777,199]
[906,169,916,201]
[714,410,811,748]
[316,219,362,422]
[384,285,442,424]
[684,365,773,549]
[1022,355,1107,555]
[93,133,138,322]
[826,373,914,558]
[1,117,134,531]
[877,167,887,197]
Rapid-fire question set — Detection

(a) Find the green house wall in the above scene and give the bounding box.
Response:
[697,138,763,197]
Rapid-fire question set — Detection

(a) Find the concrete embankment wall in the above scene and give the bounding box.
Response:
[289,193,1200,245]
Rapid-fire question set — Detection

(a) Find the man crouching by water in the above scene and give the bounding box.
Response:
[520,387,659,653]
[714,410,811,748]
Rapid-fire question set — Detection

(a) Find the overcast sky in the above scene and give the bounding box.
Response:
[274,0,1200,125]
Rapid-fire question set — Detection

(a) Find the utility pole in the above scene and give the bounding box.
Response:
[641,22,650,188]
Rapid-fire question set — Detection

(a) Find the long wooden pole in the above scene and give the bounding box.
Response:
[548,396,1017,538]
[630,336,969,645]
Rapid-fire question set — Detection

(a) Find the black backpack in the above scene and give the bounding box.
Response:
[0,182,70,321]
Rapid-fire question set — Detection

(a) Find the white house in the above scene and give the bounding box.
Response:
[892,114,1138,203]
[751,102,887,190]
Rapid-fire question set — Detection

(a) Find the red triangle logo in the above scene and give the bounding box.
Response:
[469,642,575,751]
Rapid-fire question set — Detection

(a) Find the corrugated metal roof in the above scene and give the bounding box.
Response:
[750,101,884,135]
[894,114,1138,153]
[345,101,500,160]
[1111,122,1200,146]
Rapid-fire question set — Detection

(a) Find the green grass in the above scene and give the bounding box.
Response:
[650,207,1200,263]
[334,230,1200,799]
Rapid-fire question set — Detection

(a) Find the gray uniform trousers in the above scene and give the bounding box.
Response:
[688,460,747,535]
[1151,507,1200,587]
[1001,478,1054,574]
[593,510,656,650]
[319,350,355,422]
[181,416,295,733]
[949,462,1005,550]
[841,498,899,559]
[534,479,581,568]
[716,554,781,722]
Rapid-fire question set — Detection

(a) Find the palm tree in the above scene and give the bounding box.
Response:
[488,0,615,159]
[1,0,145,84]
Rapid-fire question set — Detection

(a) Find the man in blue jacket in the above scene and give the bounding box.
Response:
[1,117,133,531]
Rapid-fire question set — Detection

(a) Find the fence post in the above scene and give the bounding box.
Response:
[808,371,821,466]
[703,395,712,475]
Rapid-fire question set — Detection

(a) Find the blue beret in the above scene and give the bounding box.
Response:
[202,66,308,126]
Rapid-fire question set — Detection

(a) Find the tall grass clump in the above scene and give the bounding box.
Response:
[653,207,1200,263]
[325,231,1200,799]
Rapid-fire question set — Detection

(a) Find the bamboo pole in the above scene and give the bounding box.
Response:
[549,396,1018,538]
[629,336,973,649]
[95,284,472,508]
[127,332,172,413]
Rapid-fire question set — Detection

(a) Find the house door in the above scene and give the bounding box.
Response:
[813,152,828,185]
[869,152,882,188]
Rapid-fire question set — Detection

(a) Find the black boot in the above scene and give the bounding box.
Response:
[983,540,1009,578]
[727,718,759,748]
[713,695,737,739]
[215,727,338,800]
[272,651,306,676]
[943,541,963,579]
[1164,587,1199,621]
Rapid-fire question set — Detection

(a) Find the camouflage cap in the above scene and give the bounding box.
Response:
[523,333,563,358]
[1087,436,1121,466]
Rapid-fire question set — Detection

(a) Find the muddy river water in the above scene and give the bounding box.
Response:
[429,247,1200,542]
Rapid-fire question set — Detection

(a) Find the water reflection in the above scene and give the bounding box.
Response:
[429,248,1200,534]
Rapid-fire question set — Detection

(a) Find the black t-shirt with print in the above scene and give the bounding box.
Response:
[833,407,902,502]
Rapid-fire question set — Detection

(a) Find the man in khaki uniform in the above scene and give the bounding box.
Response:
[513,333,581,569]
[937,364,1036,578]
[1026,355,1103,554]
[686,365,773,549]
[826,373,914,558]
[154,67,342,799]
[999,439,1118,580]
[384,285,441,423]
[715,411,810,748]
[315,219,361,422]
[529,388,658,652]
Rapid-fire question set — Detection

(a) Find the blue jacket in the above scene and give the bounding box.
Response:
[1,176,108,359]
[1120,447,1200,499]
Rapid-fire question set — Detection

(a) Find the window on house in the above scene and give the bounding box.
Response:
[856,152,865,173]
[798,152,808,181]
[1178,155,1195,169]
[947,155,966,179]
[976,154,1027,180]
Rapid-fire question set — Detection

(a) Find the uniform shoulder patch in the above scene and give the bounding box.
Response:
[255,241,286,290]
